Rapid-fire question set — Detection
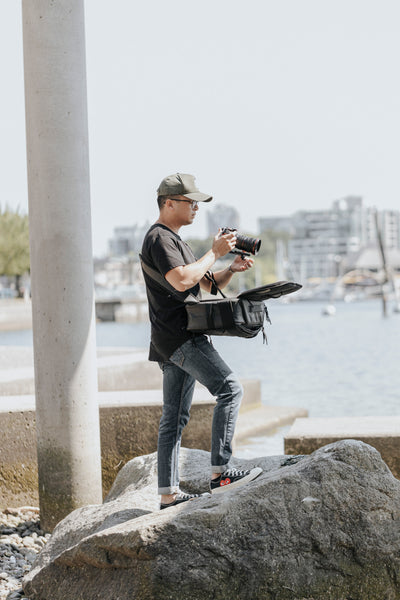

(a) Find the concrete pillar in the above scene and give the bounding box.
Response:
[22,0,102,531]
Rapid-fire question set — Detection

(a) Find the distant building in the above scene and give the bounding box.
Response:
[258,215,295,235]
[258,196,400,280]
[94,255,145,294]
[206,204,240,237]
[108,222,151,257]
[364,208,400,249]
[288,196,364,279]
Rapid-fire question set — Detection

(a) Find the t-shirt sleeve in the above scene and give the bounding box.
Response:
[150,233,188,276]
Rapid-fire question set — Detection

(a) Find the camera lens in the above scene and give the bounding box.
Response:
[235,234,261,255]
[221,227,261,255]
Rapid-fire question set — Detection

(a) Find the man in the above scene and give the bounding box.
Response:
[141,173,262,509]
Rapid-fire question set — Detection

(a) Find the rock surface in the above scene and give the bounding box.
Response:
[23,441,400,600]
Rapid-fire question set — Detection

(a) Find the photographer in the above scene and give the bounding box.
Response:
[141,173,262,509]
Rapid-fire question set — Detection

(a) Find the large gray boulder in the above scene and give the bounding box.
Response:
[24,440,400,600]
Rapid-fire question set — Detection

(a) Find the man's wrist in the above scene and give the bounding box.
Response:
[228,264,235,273]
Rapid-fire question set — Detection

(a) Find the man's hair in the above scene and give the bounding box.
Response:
[157,194,181,210]
[157,195,169,210]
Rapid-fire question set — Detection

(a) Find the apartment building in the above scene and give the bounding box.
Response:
[108,222,151,257]
[258,197,400,281]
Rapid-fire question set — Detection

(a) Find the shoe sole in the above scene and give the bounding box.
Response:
[211,467,262,494]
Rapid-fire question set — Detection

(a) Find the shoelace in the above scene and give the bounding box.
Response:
[222,467,248,478]
[176,491,200,500]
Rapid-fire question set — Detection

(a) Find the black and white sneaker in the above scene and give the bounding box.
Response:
[210,466,262,494]
[160,491,210,510]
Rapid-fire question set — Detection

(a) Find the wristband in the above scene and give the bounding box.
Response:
[228,264,235,273]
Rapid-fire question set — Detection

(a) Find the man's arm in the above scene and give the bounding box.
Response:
[209,255,255,290]
[165,231,237,292]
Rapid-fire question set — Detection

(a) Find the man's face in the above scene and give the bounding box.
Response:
[170,195,199,225]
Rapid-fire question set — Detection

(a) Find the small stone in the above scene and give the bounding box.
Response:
[20,530,31,538]
[18,506,39,513]
[34,537,47,548]
[24,550,38,564]
[4,508,20,516]
[301,496,321,506]
[8,590,23,600]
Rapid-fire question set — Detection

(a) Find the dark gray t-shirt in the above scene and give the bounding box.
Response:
[141,223,201,362]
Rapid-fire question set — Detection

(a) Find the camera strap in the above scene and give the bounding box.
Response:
[203,271,226,298]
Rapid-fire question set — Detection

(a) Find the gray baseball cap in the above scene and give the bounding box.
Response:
[157,173,213,202]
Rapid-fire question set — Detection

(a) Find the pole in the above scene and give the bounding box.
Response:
[373,209,389,318]
[22,0,102,531]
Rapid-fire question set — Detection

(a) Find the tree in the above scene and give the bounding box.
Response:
[0,206,30,295]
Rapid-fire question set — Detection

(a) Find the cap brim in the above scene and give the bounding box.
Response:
[184,192,213,202]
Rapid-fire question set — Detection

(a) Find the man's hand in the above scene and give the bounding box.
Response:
[229,254,254,273]
[165,229,235,292]
[211,229,237,259]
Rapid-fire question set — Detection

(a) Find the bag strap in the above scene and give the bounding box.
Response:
[203,271,226,299]
[140,254,226,301]
[139,254,199,303]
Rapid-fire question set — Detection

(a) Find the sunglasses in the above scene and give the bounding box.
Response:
[172,198,199,208]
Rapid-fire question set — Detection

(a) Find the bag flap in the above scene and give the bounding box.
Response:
[237,281,302,301]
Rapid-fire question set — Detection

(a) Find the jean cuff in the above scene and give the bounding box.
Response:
[158,485,180,495]
[211,464,229,474]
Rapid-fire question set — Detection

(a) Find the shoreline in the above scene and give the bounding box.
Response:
[0,298,149,333]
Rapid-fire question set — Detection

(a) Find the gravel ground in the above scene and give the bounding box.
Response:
[0,507,49,600]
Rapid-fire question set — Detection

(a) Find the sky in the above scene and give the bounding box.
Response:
[1,1,400,256]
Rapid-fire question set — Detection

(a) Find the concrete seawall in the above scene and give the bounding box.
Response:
[285,416,400,480]
[0,389,217,507]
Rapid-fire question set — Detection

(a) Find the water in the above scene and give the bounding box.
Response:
[1,299,400,454]
[209,298,400,419]
[92,299,400,419]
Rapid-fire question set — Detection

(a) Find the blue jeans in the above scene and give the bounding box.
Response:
[158,335,243,494]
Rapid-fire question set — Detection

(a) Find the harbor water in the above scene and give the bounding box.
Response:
[1,299,399,456]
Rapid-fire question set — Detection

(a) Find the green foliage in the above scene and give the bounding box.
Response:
[0,206,30,277]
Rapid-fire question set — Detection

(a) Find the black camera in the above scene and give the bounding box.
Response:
[221,227,261,257]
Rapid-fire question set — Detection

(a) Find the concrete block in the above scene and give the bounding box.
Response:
[0,390,214,508]
[0,409,37,508]
[236,405,308,442]
[284,416,400,479]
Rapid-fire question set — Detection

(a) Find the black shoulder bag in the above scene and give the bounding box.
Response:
[140,255,302,343]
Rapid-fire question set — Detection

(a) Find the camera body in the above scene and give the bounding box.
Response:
[221,227,261,257]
